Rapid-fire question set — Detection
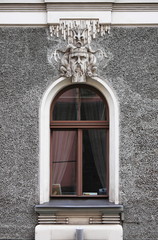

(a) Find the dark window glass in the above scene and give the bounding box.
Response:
[82,129,107,196]
[53,88,78,120]
[53,87,107,121]
[80,88,105,120]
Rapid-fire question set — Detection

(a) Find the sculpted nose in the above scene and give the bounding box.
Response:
[77,57,81,64]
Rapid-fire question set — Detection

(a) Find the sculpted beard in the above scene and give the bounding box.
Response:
[70,53,88,79]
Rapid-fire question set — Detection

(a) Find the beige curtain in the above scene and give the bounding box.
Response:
[51,130,76,185]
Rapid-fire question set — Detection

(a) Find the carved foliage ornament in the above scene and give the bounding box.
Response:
[50,20,110,82]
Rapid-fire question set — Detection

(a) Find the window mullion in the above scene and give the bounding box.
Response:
[77,129,82,196]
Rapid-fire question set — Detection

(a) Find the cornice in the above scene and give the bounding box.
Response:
[1,0,158,3]
[113,3,158,12]
[1,3,158,12]
[46,3,113,11]
[0,4,46,12]
[0,0,44,3]
[0,2,158,25]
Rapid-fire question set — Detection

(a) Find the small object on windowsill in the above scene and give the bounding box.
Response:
[98,188,106,195]
[83,192,97,195]
[52,184,62,195]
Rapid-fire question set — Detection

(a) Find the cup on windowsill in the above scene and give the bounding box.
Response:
[98,188,107,195]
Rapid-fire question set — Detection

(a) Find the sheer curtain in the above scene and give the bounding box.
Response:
[51,131,76,185]
[51,88,77,194]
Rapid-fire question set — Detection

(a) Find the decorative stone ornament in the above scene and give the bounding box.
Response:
[50,19,109,82]
[50,20,110,43]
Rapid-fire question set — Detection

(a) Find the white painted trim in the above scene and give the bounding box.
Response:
[1,0,158,3]
[39,77,119,204]
[112,12,158,25]
[0,4,158,25]
[35,225,123,240]
[45,0,115,2]
[47,11,111,24]
[0,0,44,3]
[115,0,158,2]
[0,12,47,25]
[0,12,158,25]
[45,0,158,2]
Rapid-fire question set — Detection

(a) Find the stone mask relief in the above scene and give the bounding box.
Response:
[50,20,110,82]
[69,49,89,82]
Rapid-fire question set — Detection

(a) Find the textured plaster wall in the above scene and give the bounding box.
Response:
[0,27,158,240]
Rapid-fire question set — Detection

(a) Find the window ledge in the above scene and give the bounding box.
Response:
[35,199,123,214]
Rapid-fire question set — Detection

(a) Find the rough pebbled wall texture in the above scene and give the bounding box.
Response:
[0,27,158,240]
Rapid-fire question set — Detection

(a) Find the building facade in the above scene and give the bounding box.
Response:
[0,1,158,240]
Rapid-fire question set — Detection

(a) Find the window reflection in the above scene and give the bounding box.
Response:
[53,87,106,121]
[53,88,78,120]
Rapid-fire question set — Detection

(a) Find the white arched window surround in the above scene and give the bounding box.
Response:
[39,76,119,204]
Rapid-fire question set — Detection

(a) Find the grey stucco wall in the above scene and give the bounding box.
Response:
[0,27,157,240]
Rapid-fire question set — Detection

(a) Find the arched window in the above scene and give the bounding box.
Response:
[50,85,109,197]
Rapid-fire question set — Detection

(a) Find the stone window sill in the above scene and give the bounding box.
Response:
[35,199,123,214]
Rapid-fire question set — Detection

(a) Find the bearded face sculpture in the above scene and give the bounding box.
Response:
[69,50,88,82]
[53,23,102,82]
[52,20,108,82]
[59,46,97,82]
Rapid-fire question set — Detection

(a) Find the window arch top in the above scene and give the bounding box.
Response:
[51,85,109,121]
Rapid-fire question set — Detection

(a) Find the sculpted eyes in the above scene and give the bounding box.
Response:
[71,56,78,61]
[80,56,86,60]
[71,56,87,61]
[74,35,84,41]
[74,36,79,40]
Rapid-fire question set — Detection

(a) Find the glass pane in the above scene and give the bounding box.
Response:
[52,87,107,121]
[82,129,107,196]
[51,130,77,195]
[53,88,78,120]
[80,88,106,120]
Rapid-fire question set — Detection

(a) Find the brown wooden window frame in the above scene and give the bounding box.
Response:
[50,85,109,198]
